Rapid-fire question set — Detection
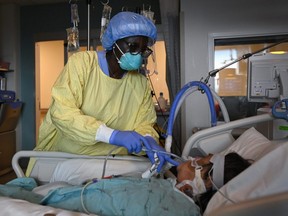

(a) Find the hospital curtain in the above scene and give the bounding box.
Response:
[159,0,182,155]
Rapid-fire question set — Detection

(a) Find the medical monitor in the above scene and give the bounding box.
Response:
[247,53,288,103]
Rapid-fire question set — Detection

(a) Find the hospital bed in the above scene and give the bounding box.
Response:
[2,81,288,215]
[3,114,287,216]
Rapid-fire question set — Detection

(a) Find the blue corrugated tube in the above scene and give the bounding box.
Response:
[167,81,217,136]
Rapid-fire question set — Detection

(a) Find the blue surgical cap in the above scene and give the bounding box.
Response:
[101,11,157,50]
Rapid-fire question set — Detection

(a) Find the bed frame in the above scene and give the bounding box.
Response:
[182,113,274,158]
[10,113,288,215]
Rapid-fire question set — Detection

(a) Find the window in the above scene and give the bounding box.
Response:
[213,35,288,120]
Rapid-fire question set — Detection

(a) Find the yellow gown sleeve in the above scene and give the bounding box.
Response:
[39,52,103,146]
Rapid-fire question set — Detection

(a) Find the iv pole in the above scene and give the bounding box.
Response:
[87,0,91,50]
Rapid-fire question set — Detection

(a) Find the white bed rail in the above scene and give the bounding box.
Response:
[182,113,274,158]
[12,151,149,179]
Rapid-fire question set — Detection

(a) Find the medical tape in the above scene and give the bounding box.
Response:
[175,167,206,195]
[188,156,201,168]
[175,179,193,189]
[210,154,225,189]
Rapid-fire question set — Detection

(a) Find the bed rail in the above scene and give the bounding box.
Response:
[182,113,274,158]
[12,151,149,179]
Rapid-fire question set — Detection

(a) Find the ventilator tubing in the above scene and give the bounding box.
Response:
[165,81,217,152]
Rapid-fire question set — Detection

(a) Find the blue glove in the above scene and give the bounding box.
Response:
[109,130,146,153]
[142,136,180,172]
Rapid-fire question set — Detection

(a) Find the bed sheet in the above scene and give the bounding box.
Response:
[50,157,151,185]
[0,177,200,216]
[0,196,95,216]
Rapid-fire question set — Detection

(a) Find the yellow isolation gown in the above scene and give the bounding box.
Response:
[35,51,158,156]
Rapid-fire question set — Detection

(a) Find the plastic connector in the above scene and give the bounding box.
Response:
[142,153,160,178]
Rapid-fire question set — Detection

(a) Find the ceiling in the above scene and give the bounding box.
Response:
[0,0,66,5]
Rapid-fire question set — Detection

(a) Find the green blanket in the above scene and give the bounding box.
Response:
[0,177,200,216]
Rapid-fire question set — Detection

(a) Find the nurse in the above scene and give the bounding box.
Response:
[34,11,178,172]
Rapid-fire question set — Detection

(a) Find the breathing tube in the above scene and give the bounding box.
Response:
[165,81,217,152]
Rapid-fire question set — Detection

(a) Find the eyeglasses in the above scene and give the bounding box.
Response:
[124,41,153,58]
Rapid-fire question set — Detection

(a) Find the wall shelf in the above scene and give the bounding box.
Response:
[0,69,14,73]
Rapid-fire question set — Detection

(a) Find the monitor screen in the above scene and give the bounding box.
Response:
[247,53,288,104]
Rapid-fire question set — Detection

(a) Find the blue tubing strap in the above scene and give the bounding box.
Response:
[167,81,217,136]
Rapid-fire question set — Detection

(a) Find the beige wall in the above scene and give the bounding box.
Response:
[147,41,170,104]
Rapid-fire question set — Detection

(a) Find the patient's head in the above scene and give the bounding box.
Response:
[176,152,251,196]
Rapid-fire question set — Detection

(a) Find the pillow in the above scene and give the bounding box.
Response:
[33,181,72,196]
[50,157,151,185]
[220,127,276,161]
[204,141,288,216]
[204,128,288,215]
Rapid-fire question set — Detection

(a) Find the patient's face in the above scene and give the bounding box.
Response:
[177,155,212,182]
[176,155,213,192]
[177,160,196,183]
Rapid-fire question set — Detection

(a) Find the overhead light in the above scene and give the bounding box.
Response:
[269,51,287,54]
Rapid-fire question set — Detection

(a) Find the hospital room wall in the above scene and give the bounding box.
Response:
[180,0,288,142]
[0,4,22,151]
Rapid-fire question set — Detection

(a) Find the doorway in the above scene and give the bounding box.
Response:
[35,40,64,143]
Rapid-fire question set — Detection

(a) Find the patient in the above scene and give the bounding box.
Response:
[176,152,252,213]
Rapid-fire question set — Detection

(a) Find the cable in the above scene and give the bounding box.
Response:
[142,146,186,163]
[80,179,96,214]
[81,146,120,214]
[208,168,236,204]
[205,38,288,83]
[101,146,121,179]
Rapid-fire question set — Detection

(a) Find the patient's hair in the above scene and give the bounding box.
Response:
[195,152,252,213]
[223,152,252,184]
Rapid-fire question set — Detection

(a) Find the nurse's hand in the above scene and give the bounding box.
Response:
[109,130,145,153]
[143,136,180,173]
